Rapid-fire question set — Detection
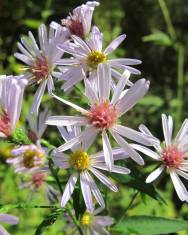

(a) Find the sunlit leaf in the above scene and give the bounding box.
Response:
[113,216,188,234]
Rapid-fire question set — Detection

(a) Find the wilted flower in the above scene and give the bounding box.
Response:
[52,125,130,212]
[14,24,68,114]
[0,213,19,235]
[61,1,99,38]
[7,143,46,173]
[0,75,27,138]
[47,65,152,171]
[19,167,59,203]
[132,114,188,202]
[57,26,141,91]
[80,208,114,235]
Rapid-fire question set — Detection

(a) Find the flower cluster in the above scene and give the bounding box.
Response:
[0,1,188,234]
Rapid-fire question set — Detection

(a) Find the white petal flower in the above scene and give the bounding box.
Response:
[0,75,27,138]
[47,65,151,170]
[52,126,130,212]
[136,114,188,202]
[15,24,68,114]
[57,26,141,91]
[59,1,99,38]
[80,208,114,235]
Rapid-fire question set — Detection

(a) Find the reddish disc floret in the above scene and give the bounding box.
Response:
[161,145,184,168]
[87,102,117,130]
[31,57,49,82]
[0,113,11,137]
[62,17,84,38]
[32,172,46,188]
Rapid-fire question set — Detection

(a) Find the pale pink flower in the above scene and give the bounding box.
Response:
[14,24,68,114]
[0,213,19,235]
[52,125,130,212]
[132,114,188,202]
[7,143,46,173]
[0,75,27,138]
[47,65,153,171]
[57,26,141,91]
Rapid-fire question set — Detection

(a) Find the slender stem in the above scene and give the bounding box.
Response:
[115,191,139,226]
[158,0,176,40]
[176,44,185,129]
[66,205,84,235]
[48,158,84,235]
[0,203,58,210]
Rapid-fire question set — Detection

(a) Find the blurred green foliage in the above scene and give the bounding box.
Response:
[0,0,188,234]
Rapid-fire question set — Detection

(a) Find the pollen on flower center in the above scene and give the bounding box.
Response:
[161,145,184,168]
[0,112,11,137]
[69,150,90,171]
[87,102,117,130]
[31,57,49,82]
[81,212,91,226]
[87,50,106,69]
[23,148,44,168]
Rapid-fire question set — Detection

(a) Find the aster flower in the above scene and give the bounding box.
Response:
[28,107,51,143]
[46,65,153,171]
[61,1,100,38]
[57,26,141,91]
[80,208,114,235]
[52,125,130,212]
[0,75,27,138]
[0,213,19,235]
[131,114,188,202]
[7,143,46,173]
[14,24,68,114]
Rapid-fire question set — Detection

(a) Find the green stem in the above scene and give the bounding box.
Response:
[158,0,176,40]
[176,44,184,129]
[115,191,139,226]
[0,203,59,211]
[41,139,55,150]
[48,158,84,235]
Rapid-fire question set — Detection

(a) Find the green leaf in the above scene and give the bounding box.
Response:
[73,183,86,220]
[111,163,164,202]
[139,96,163,107]
[112,216,188,234]
[22,19,42,29]
[34,209,62,235]
[142,31,173,46]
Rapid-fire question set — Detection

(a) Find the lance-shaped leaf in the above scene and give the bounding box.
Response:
[112,216,188,235]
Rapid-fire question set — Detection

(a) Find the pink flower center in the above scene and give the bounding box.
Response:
[0,113,11,137]
[161,145,184,168]
[31,57,49,82]
[32,172,46,188]
[62,19,84,38]
[87,102,117,130]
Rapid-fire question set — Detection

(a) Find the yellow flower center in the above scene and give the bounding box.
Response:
[23,149,44,168]
[81,213,91,225]
[87,50,106,69]
[69,150,90,171]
